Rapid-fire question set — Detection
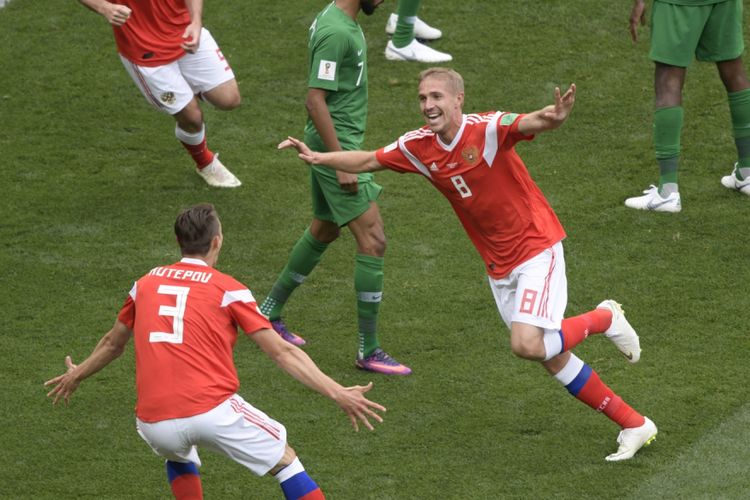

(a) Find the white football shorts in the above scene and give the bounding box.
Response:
[488,241,567,332]
[136,394,287,476]
[120,28,235,115]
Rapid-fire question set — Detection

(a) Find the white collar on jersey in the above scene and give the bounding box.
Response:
[180,257,209,266]
[436,114,467,152]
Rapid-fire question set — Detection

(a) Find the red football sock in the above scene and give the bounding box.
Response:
[560,308,612,351]
[181,136,215,169]
[575,369,645,429]
[299,489,325,500]
[170,474,203,500]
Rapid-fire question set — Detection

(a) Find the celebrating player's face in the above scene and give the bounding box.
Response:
[418,76,463,140]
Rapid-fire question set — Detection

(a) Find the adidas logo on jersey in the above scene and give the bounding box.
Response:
[429,162,439,171]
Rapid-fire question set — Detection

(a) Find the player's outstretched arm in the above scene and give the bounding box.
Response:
[278,137,384,174]
[251,328,386,431]
[44,321,132,405]
[78,0,132,26]
[517,84,576,136]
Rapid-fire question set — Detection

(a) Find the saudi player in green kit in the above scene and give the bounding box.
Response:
[625,0,750,212]
[260,0,412,376]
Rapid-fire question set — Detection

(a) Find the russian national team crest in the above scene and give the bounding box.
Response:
[160,92,176,105]
[461,145,479,165]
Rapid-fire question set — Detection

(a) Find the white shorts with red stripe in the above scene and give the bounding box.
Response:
[119,28,235,115]
[136,394,287,476]
[488,241,567,332]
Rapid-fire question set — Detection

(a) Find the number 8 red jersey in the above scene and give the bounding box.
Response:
[375,111,566,279]
[117,258,271,423]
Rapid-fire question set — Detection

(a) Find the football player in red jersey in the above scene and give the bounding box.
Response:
[279,67,658,462]
[45,203,385,499]
[78,0,242,187]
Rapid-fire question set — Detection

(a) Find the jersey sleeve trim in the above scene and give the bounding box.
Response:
[221,289,256,308]
[128,282,137,301]
[398,135,433,179]
[483,111,502,167]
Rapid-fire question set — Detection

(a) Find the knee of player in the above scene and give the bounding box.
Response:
[510,336,545,361]
[359,233,386,257]
[216,92,241,110]
[268,444,297,476]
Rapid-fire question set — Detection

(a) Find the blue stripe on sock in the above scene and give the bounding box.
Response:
[166,461,199,483]
[565,363,592,396]
[280,471,319,499]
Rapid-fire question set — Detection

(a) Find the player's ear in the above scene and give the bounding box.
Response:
[211,233,223,253]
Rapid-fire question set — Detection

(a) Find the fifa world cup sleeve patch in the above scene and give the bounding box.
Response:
[317,60,337,81]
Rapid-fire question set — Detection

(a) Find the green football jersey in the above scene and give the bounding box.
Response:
[304,1,368,152]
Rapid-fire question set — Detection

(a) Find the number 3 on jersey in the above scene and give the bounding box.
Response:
[450,174,473,198]
[150,285,190,344]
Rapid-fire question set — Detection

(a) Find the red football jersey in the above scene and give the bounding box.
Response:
[117,258,271,422]
[113,0,191,66]
[375,112,566,279]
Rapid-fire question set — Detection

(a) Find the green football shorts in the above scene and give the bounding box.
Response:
[310,166,382,227]
[650,0,744,67]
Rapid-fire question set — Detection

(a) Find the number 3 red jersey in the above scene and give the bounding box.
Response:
[117,258,271,422]
[375,112,566,279]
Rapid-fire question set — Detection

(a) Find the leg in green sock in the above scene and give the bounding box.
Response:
[355,254,383,358]
[392,0,421,49]
[654,105,683,196]
[260,227,329,321]
[728,88,750,178]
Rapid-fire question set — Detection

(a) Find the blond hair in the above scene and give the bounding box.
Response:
[419,67,464,95]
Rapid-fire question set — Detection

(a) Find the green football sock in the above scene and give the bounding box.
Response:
[355,254,384,358]
[654,106,683,194]
[728,88,750,178]
[260,228,328,321]
[392,0,421,48]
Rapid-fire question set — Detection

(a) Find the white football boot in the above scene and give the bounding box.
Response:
[196,154,241,188]
[385,13,442,40]
[624,185,681,213]
[720,164,750,196]
[385,39,452,63]
[597,300,641,363]
[605,417,657,462]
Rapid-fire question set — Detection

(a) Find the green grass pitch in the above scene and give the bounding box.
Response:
[1,0,749,498]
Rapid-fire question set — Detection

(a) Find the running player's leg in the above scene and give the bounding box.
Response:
[544,353,657,461]
[260,170,339,345]
[194,395,325,499]
[136,418,204,499]
[625,1,710,211]
[260,219,336,346]
[270,445,325,500]
[706,0,750,189]
[177,28,241,187]
[493,244,655,460]
[347,205,410,375]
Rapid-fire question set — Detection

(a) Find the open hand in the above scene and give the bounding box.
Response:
[335,382,386,432]
[44,356,79,406]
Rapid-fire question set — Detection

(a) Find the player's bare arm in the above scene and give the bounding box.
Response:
[279,136,384,174]
[306,88,360,192]
[629,0,647,43]
[44,320,133,405]
[78,0,132,27]
[181,0,204,53]
[251,328,386,431]
[517,84,576,136]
